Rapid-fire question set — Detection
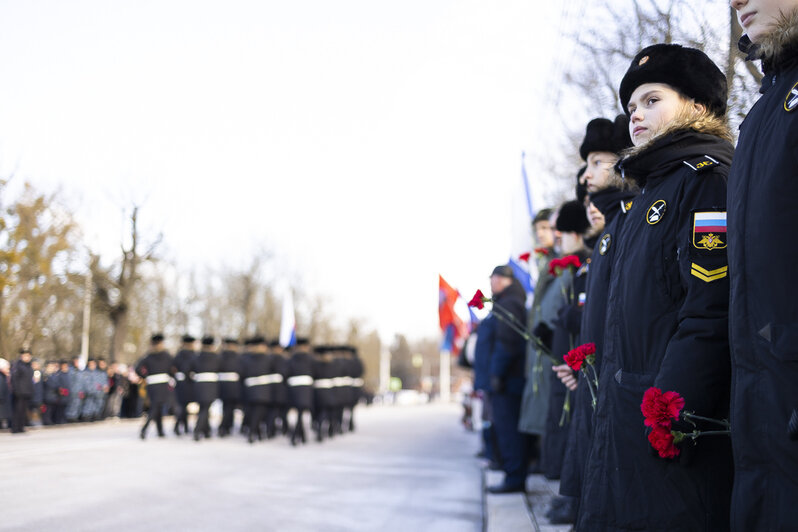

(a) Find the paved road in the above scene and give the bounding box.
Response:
[0,403,482,532]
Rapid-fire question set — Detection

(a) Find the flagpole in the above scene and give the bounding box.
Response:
[439,349,451,402]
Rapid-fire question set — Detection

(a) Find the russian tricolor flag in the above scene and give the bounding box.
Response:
[694,212,727,233]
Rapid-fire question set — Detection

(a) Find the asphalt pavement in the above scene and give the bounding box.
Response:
[0,403,483,532]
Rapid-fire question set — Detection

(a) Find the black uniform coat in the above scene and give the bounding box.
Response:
[350,355,364,406]
[541,248,590,480]
[172,349,196,404]
[191,350,220,404]
[578,120,734,531]
[489,279,528,395]
[270,355,289,406]
[288,351,315,410]
[728,18,798,531]
[135,351,174,404]
[217,349,241,402]
[241,353,272,404]
[313,359,334,410]
[10,360,34,398]
[559,187,637,497]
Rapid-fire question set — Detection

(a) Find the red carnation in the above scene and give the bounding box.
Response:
[467,289,486,310]
[581,343,596,356]
[564,347,586,371]
[560,255,582,270]
[518,252,531,263]
[534,247,550,256]
[641,387,685,428]
[548,258,563,276]
[40,404,47,413]
[648,426,680,459]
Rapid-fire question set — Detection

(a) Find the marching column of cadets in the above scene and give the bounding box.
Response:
[135,334,365,445]
[470,6,798,528]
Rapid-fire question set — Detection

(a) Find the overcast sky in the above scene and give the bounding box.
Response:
[0,1,567,341]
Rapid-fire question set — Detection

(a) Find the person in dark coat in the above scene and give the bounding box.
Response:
[135,334,174,439]
[191,336,220,441]
[550,115,636,525]
[287,338,315,445]
[0,358,12,429]
[485,265,528,494]
[217,338,241,437]
[345,346,364,432]
[578,44,734,531]
[240,336,272,443]
[266,339,289,438]
[10,349,35,434]
[541,200,591,484]
[42,360,60,425]
[312,346,335,442]
[172,334,197,436]
[518,207,557,462]
[727,4,798,530]
[328,346,349,438]
[473,313,500,466]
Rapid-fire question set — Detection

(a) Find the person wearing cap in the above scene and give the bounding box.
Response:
[266,339,289,439]
[10,348,34,433]
[217,338,241,438]
[727,1,798,529]
[485,264,528,494]
[540,200,591,486]
[172,334,197,436]
[550,114,636,525]
[578,44,734,531]
[135,334,174,440]
[287,338,315,445]
[191,336,220,441]
[240,336,272,443]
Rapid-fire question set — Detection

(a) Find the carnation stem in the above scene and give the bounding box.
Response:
[682,412,731,429]
[559,389,571,427]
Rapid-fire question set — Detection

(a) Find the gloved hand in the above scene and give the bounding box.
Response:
[490,376,505,394]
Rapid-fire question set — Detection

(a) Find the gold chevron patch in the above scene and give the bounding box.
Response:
[690,263,728,282]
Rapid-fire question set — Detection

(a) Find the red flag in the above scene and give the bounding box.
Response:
[439,275,469,354]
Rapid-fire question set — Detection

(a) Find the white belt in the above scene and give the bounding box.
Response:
[314,378,334,389]
[244,374,284,387]
[217,372,240,382]
[194,372,219,383]
[287,375,313,387]
[353,378,364,387]
[175,372,186,381]
[146,374,170,385]
[333,377,352,387]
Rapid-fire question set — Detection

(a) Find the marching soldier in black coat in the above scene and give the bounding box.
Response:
[240,336,272,443]
[135,334,174,440]
[172,334,197,436]
[217,338,241,437]
[329,346,349,437]
[238,338,256,435]
[312,346,335,442]
[267,339,289,438]
[287,338,315,445]
[346,346,365,432]
[10,348,34,434]
[578,45,734,531]
[192,336,220,441]
[727,5,798,529]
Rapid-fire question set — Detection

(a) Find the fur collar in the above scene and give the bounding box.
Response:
[742,9,798,71]
[619,112,732,162]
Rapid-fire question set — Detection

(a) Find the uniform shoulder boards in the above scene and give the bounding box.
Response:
[683,155,720,173]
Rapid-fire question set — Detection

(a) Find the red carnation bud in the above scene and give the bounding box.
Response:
[564,348,586,371]
[534,247,550,256]
[519,252,531,263]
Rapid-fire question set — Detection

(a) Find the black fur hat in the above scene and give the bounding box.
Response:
[556,200,590,234]
[579,115,632,160]
[619,44,727,117]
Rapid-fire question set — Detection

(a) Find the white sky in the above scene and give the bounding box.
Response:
[0,1,568,341]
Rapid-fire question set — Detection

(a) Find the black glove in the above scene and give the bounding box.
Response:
[532,322,553,349]
[490,376,505,394]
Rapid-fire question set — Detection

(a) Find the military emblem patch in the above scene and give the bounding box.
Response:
[692,211,727,250]
[690,262,728,282]
[599,234,611,255]
[646,200,667,225]
[785,81,798,112]
[621,199,633,214]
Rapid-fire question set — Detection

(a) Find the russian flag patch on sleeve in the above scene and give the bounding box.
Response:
[692,211,727,251]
